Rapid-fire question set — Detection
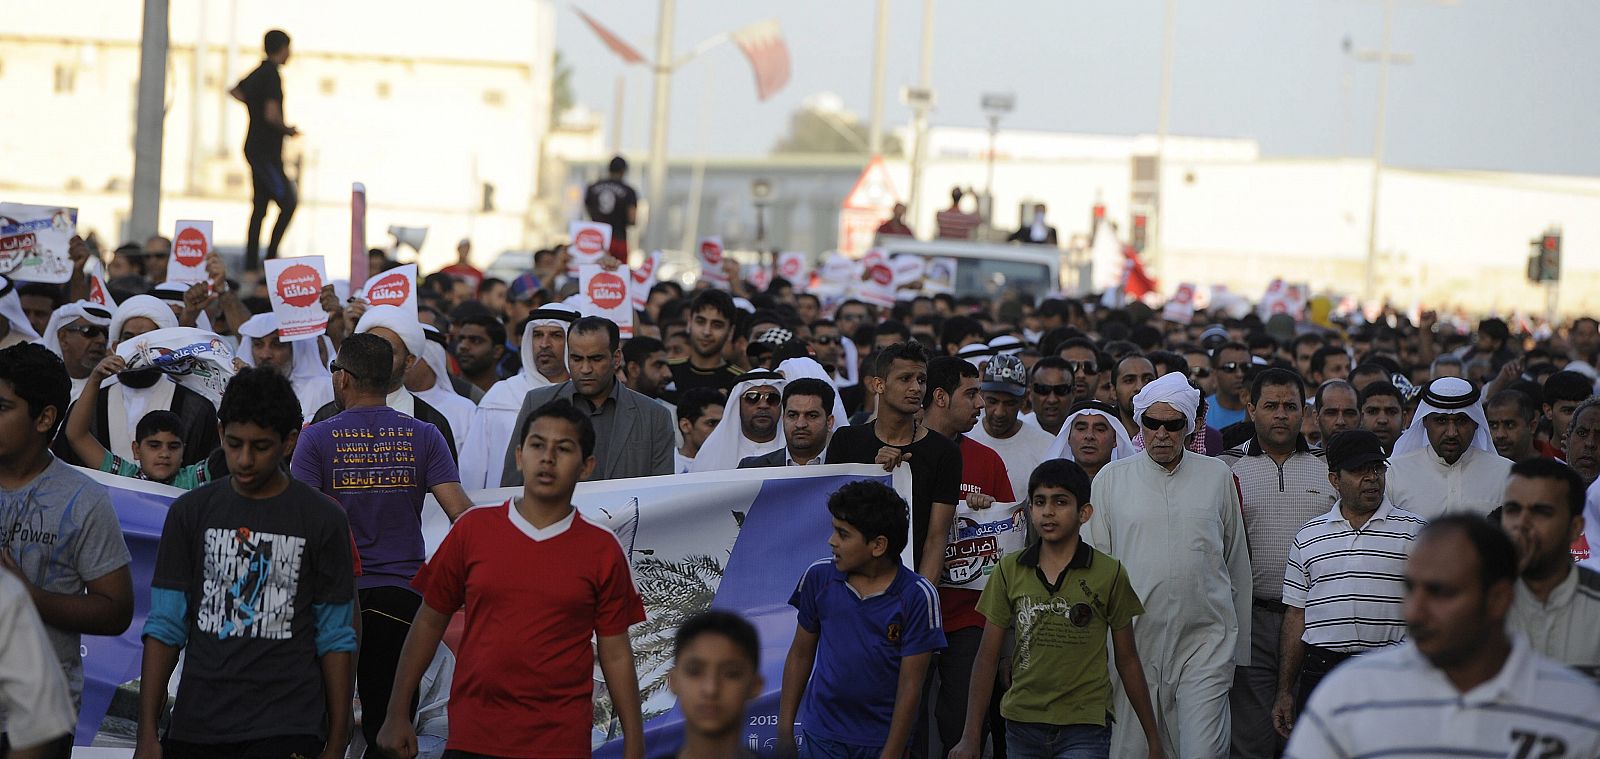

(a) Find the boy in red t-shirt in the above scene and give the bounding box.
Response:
[377,399,647,759]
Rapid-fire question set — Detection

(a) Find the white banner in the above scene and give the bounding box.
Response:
[943,501,1027,591]
[264,256,330,342]
[0,203,76,283]
[697,236,728,286]
[361,263,419,318]
[168,220,213,285]
[114,327,236,407]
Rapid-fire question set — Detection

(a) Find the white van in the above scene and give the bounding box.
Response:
[875,239,1064,301]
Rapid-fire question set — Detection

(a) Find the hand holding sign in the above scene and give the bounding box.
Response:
[579,264,634,337]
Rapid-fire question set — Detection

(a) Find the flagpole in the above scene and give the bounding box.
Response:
[611,74,625,155]
[867,0,889,157]
[646,0,676,255]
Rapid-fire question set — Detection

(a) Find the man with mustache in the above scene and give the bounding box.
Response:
[1387,377,1513,520]
[1502,458,1600,681]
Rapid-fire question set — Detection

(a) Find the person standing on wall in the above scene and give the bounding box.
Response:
[231,29,300,272]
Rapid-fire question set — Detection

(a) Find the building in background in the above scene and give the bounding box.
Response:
[0,0,558,277]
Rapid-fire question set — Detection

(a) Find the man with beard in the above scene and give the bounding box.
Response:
[668,289,744,400]
[968,355,1054,505]
[462,304,577,489]
[1088,372,1250,759]
[1057,338,1103,401]
[1358,380,1407,451]
[1043,400,1136,481]
[689,372,784,473]
[1284,516,1600,757]
[452,315,505,397]
[738,378,835,468]
[40,301,111,401]
[1019,357,1073,436]
[1387,378,1512,520]
[1486,389,1541,463]
[620,336,672,402]
[1220,369,1337,759]
[1502,458,1600,681]
[236,313,334,423]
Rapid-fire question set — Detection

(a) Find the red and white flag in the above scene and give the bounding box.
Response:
[575,9,646,66]
[732,19,791,102]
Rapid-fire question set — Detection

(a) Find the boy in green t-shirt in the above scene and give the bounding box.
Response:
[65,355,217,490]
[950,459,1163,759]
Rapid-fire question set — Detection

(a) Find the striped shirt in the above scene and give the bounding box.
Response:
[1222,438,1338,600]
[1284,638,1600,759]
[1283,499,1425,653]
[1509,565,1600,682]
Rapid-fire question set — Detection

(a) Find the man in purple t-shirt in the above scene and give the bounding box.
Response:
[290,334,474,757]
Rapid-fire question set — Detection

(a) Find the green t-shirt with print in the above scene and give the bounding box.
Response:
[975,539,1143,727]
[99,451,212,491]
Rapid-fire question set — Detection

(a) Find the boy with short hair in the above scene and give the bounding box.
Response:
[669,610,765,759]
[66,355,220,489]
[949,460,1161,759]
[378,399,646,759]
[778,480,946,759]
[135,367,357,759]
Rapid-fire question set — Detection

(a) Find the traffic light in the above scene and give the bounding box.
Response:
[1527,228,1562,283]
[1131,212,1148,253]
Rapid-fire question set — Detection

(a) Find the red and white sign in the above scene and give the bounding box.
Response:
[569,220,612,274]
[891,254,926,287]
[169,220,212,284]
[776,251,810,284]
[837,157,900,257]
[747,264,772,293]
[87,272,117,308]
[579,264,633,337]
[698,236,728,286]
[1162,282,1197,324]
[859,262,897,308]
[630,250,662,310]
[362,263,418,317]
[264,256,329,341]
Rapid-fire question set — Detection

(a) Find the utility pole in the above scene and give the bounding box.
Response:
[905,0,935,230]
[1151,0,1176,284]
[187,0,207,195]
[645,0,676,254]
[867,0,889,157]
[129,0,170,242]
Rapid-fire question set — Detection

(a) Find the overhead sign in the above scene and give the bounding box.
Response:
[569,220,613,275]
[362,263,419,317]
[264,256,330,342]
[580,264,633,338]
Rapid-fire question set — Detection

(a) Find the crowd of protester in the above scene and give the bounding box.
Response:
[2,229,1600,759]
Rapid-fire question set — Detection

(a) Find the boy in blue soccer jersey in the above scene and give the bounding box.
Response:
[778,480,946,759]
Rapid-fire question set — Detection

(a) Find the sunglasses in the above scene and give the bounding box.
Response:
[1032,382,1073,397]
[1217,362,1248,374]
[812,335,838,345]
[329,361,363,381]
[1140,414,1187,432]
[741,391,781,406]
[1065,360,1100,375]
[61,324,107,339]
[1189,367,1212,379]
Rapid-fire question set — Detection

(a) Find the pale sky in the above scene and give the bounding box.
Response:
[564,0,1600,176]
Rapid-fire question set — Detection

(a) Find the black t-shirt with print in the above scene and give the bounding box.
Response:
[825,423,963,568]
[151,477,354,742]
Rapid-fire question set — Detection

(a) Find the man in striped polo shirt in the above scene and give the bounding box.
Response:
[1502,457,1600,681]
[1273,430,1425,739]
[1222,368,1338,759]
[1283,515,1600,758]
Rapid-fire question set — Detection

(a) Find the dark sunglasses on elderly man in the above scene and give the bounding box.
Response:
[1140,414,1187,433]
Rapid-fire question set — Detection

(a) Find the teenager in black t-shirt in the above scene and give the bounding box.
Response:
[826,341,961,583]
[230,29,299,272]
[667,289,744,401]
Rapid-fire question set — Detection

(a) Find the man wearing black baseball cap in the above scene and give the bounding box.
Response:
[1273,430,1427,738]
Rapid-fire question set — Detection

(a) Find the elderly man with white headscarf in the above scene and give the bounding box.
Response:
[237,312,334,423]
[0,275,41,349]
[76,295,221,466]
[1088,372,1251,759]
[1385,376,1511,520]
[39,300,113,400]
[689,369,787,473]
[1043,399,1136,481]
[406,324,476,453]
[460,303,578,489]
[308,304,460,459]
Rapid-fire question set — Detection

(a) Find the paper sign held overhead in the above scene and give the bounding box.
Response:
[362,263,418,318]
[579,264,633,337]
[890,254,926,288]
[569,220,612,274]
[1162,282,1197,324]
[858,261,897,308]
[264,256,329,342]
[0,203,76,283]
[924,257,957,294]
[776,252,810,284]
[169,220,213,285]
[87,272,117,308]
[630,250,662,310]
[698,236,728,286]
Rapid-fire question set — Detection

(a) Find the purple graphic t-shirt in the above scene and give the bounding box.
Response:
[291,405,458,590]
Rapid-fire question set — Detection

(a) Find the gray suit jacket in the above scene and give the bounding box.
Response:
[737,449,788,469]
[499,381,675,485]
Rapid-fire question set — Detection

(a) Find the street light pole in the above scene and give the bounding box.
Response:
[645,0,676,254]
[906,0,935,230]
[1151,0,1176,284]
[980,93,1014,227]
[868,0,889,157]
[1362,0,1395,303]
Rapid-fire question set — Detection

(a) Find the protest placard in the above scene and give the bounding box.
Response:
[167,220,213,285]
[698,236,728,286]
[264,256,329,342]
[630,250,661,310]
[580,264,634,337]
[569,220,613,274]
[0,203,76,283]
[362,263,418,317]
[859,261,897,308]
[1163,282,1197,324]
[776,251,810,284]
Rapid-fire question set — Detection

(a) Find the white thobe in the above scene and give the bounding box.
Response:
[459,375,532,490]
[1386,445,1511,521]
[1089,450,1252,759]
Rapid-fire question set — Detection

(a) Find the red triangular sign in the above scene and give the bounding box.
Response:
[842,156,900,211]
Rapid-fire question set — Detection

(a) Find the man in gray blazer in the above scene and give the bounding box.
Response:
[500,316,675,484]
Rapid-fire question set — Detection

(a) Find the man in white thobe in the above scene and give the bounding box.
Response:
[687,370,786,473]
[237,312,334,423]
[459,303,577,488]
[1386,376,1512,520]
[1089,372,1251,759]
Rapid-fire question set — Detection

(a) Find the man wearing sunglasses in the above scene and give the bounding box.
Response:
[688,371,786,473]
[968,355,1055,508]
[40,301,112,401]
[1207,342,1253,430]
[1020,357,1074,437]
[1088,372,1251,759]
